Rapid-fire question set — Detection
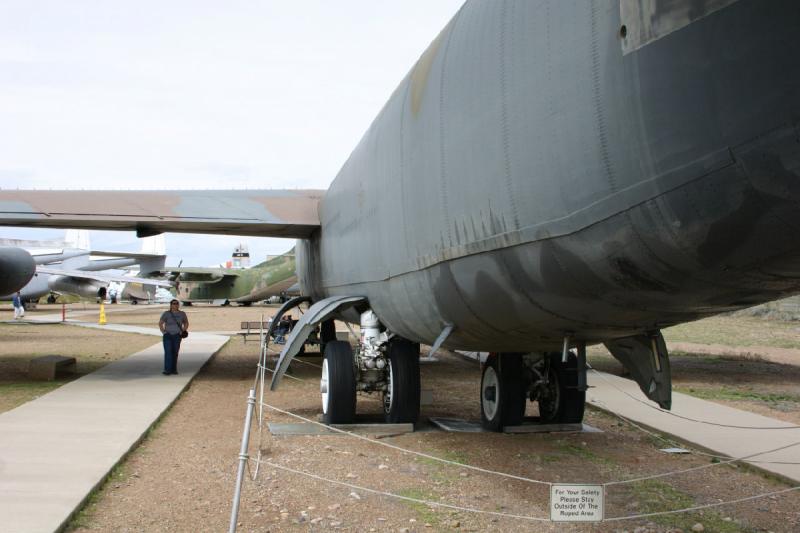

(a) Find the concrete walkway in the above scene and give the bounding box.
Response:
[587,371,800,484]
[0,320,228,533]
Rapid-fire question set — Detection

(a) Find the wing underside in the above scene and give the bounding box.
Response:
[36,266,174,287]
[0,189,324,238]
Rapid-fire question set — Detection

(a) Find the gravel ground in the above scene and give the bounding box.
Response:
[43,306,800,533]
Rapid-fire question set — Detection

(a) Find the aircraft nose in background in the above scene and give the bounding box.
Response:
[0,247,37,296]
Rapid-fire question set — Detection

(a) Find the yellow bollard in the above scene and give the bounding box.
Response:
[99,303,107,325]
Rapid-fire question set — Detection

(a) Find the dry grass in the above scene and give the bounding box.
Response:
[0,322,157,413]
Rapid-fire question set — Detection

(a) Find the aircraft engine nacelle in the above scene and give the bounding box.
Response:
[0,247,37,295]
[47,275,107,300]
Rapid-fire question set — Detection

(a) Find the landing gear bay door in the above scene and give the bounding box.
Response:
[604,332,672,410]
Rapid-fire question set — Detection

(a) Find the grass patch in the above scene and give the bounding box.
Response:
[417,449,469,467]
[663,316,800,350]
[414,449,472,486]
[554,440,615,465]
[395,487,441,526]
[66,463,130,531]
[0,380,71,413]
[628,480,750,532]
[675,386,800,406]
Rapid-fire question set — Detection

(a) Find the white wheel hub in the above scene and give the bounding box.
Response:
[482,366,499,421]
[383,363,394,414]
[320,358,330,414]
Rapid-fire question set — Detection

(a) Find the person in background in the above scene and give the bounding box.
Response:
[158,299,189,375]
[12,291,24,319]
[274,314,292,344]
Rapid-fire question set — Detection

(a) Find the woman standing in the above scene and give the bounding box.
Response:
[159,299,189,375]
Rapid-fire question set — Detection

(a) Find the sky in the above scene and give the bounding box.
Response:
[0,0,464,266]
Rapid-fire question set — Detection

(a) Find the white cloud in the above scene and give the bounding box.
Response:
[0,0,464,264]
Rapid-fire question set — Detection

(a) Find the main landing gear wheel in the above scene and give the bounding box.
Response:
[538,353,585,424]
[383,340,421,424]
[480,353,526,431]
[320,340,356,424]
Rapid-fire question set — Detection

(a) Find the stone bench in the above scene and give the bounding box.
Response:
[29,355,77,381]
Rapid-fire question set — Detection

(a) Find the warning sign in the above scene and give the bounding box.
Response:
[550,484,604,522]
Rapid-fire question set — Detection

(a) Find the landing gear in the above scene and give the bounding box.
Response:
[321,341,356,424]
[383,340,420,423]
[317,310,421,425]
[480,353,526,431]
[46,294,56,304]
[480,351,586,431]
[536,353,585,424]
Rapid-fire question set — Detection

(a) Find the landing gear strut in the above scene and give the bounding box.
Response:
[536,353,585,424]
[480,351,586,431]
[318,310,421,425]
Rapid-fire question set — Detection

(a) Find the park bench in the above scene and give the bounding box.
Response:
[29,355,76,381]
[240,321,272,343]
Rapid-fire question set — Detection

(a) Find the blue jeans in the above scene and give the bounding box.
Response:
[163,333,182,373]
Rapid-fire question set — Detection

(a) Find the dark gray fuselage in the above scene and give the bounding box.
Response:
[298,0,800,351]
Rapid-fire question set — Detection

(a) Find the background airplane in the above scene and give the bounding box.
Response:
[0,231,171,302]
[0,1,798,433]
[169,247,297,306]
[0,246,36,296]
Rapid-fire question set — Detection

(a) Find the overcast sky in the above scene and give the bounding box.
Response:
[0,0,464,266]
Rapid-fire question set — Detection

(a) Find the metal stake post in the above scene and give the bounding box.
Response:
[229,388,256,533]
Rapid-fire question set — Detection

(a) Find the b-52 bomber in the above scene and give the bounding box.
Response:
[1,0,799,431]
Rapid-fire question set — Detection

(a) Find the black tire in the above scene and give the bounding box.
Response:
[319,319,336,355]
[46,294,56,304]
[321,341,356,424]
[383,340,421,424]
[480,353,526,431]
[538,353,585,424]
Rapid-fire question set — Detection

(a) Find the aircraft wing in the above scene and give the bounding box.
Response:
[0,189,324,238]
[89,251,167,259]
[161,267,240,284]
[36,266,174,287]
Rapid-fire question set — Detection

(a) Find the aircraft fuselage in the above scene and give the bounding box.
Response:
[299,0,800,351]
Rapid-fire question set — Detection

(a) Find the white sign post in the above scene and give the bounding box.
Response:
[550,484,604,522]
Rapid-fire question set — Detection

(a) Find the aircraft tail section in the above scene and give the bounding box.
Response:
[64,229,90,251]
[140,234,165,256]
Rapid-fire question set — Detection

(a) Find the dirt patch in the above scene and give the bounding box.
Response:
[62,310,800,533]
[0,322,157,413]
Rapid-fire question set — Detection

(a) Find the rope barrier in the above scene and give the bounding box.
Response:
[254,457,800,523]
[253,458,551,522]
[587,366,800,430]
[236,334,800,525]
[603,485,800,522]
[592,397,800,466]
[260,401,551,486]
